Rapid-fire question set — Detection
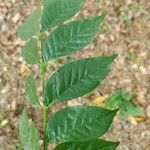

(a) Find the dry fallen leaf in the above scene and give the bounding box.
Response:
[128,116,144,125]
[134,116,145,122]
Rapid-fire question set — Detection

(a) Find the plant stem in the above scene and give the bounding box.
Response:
[40,30,48,150]
[43,107,48,150]
[41,61,48,150]
[41,63,48,150]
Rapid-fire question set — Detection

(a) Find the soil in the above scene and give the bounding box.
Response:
[0,0,150,149]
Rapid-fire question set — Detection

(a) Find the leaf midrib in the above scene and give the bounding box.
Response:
[45,18,99,57]
[52,67,107,104]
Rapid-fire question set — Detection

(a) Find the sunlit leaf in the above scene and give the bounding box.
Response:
[42,14,106,61]
[44,54,117,106]
[46,105,118,142]
[42,0,85,30]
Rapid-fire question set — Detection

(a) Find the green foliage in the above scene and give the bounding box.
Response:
[41,0,85,30]
[46,106,118,142]
[21,38,39,64]
[25,74,39,105]
[19,109,39,150]
[42,14,106,61]
[55,139,120,150]
[105,89,143,120]
[119,100,143,117]
[44,55,117,106]
[18,0,120,150]
[17,7,42,40]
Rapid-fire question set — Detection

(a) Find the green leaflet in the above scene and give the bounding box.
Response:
[17,7,42,40]
[55,139,120,150]
[118,100,143,117]
[41,0,85,30]
[105,89,143,118]
[21,38,39,64]
[46,105,118,142]
[25,74,39,105]
[106,89,136,107]
[44,54,117,106]
[19,109,39,150]
[42,14,106,61]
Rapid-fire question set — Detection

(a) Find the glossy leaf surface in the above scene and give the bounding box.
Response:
[46,105,118,142]
[41,0,84,30]
[25,74,39,105]
[17,7,41,40]
[44,55,117,106]
[42,14,106,61]
[21,38,39,64]
[19,109,39,150]
[55,139,120,150]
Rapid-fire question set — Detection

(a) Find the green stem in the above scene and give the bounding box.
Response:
[41,61,48,150]
[43,107,48,150]
[39,29,48,150]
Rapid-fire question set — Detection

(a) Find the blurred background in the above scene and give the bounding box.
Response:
[0,0,150,149]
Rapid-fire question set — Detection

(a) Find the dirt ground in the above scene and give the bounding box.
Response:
[0,0,150,149]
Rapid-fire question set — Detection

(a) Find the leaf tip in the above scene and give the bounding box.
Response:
[109,54,118,62]
[112,54,118,59]
[113,108,119,115]
[101,12,107,18]
[115,141,120,147]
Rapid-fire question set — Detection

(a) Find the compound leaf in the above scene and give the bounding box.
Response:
[25,74,39,105]
[19,109,39,150]
[21,38,39,64]
[42,0,85,30]
[44,54,117,106]
[46,105,118,142]
[17,7,42,40]
[55,139,120,150]
[42,14,106,61]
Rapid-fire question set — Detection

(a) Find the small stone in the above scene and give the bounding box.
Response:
[14,39,23,46]
[1,88,7,94]
[139,66,147,75]
[11,100,16,110]
[110,35,115,42]
[99,34,105,40]
[127,0,132,5]
[0,12,4,26]
[141,130,150,140]
[19,64,30,76]
[12,13,20,23]
[1,119,9,126]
